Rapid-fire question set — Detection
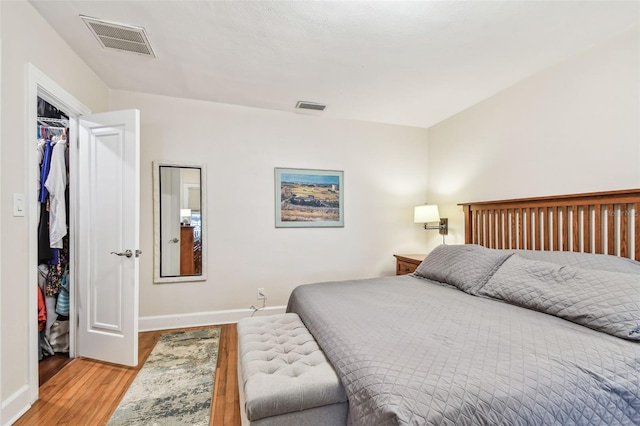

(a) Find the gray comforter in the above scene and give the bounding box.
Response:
[286,247,640,425]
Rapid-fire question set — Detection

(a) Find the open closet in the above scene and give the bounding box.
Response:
[25,66,141,408]
[36,97,72,384]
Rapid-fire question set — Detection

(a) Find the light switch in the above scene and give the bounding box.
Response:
[13,193,25,217]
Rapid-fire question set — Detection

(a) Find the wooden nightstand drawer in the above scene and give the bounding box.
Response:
[397,260,418,275]
[394,254,426,276]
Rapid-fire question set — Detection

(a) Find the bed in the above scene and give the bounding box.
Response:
[286,189,640,425]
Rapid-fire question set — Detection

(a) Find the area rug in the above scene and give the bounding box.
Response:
[108,328,220,426]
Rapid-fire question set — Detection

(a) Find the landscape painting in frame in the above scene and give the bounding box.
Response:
[275,168,344,228]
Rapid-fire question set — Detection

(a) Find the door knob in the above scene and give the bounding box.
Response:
[169,238,179,243]
[110,249,133,258]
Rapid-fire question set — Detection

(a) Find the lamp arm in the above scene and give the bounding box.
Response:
[423,218,448,235]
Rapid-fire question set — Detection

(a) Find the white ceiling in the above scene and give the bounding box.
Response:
[30,1,639,129]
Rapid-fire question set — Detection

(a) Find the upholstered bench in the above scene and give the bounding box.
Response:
[237,313,348,426]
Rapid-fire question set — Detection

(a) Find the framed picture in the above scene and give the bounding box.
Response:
[275,168,344,228]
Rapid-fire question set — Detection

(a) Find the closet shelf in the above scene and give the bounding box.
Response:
[38,117,69,128]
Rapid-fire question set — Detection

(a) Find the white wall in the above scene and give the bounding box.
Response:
[110,90,430,319]
[426,28,640,250]
[0,1,109,422]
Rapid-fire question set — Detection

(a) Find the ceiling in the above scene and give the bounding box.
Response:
[30,1,639,129]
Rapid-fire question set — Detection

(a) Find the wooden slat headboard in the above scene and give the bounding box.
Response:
[459,189,640,261]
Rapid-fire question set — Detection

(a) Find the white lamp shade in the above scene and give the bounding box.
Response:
[180,208,192,218]
[414,205,440,223]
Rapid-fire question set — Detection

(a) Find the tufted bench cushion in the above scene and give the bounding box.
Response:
[237,313,348,425]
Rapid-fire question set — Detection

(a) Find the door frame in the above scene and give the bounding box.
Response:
[26,64,90,402]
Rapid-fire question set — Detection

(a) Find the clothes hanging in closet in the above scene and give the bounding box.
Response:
[37,139,54,263]
[37,134,69,295]
[45,138,67,248]
[36,121,71,358]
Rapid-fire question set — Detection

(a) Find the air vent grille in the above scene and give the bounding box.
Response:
[296,101,326,111]
[81,15,155,57]
[87,22,146,43]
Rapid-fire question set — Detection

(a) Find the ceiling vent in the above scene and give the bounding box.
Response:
[296,101,326,111]
[81,15,156,57]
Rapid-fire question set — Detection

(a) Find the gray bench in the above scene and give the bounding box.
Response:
[237,313,348,425]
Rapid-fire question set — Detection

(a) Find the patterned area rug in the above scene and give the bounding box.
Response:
[108,328,220,426]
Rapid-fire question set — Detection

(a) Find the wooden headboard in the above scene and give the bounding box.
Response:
[459,189,640,261]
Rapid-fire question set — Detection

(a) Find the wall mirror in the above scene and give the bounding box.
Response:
[153,161,207,283]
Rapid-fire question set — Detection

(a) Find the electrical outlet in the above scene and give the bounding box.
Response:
[257,288,266,300]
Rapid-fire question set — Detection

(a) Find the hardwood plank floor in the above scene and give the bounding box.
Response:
[15,324,240,426]
[39,353,72,386]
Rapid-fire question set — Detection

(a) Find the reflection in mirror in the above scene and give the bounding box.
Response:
[153,162,207,283]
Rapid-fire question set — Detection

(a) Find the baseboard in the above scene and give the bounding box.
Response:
[2,385,31,426]
[138,305,287,332]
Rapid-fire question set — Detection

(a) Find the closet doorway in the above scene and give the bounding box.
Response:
[27,64,141,404]
[30,76,87,398]
[36,96,72,385]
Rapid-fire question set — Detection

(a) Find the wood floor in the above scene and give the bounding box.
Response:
[15,324,241,426]
[39,354,72,386]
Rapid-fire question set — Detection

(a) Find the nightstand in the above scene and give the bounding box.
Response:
[393,254,426,275]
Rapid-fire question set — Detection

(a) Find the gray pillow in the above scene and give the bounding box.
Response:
[414,244,513,294]
[512,250,640,274]
[479,255,640,341]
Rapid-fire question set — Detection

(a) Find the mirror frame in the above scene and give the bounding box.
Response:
[153,161,207,283]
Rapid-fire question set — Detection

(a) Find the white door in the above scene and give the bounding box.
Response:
[160,167,181,276]
[77,110,140,366]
